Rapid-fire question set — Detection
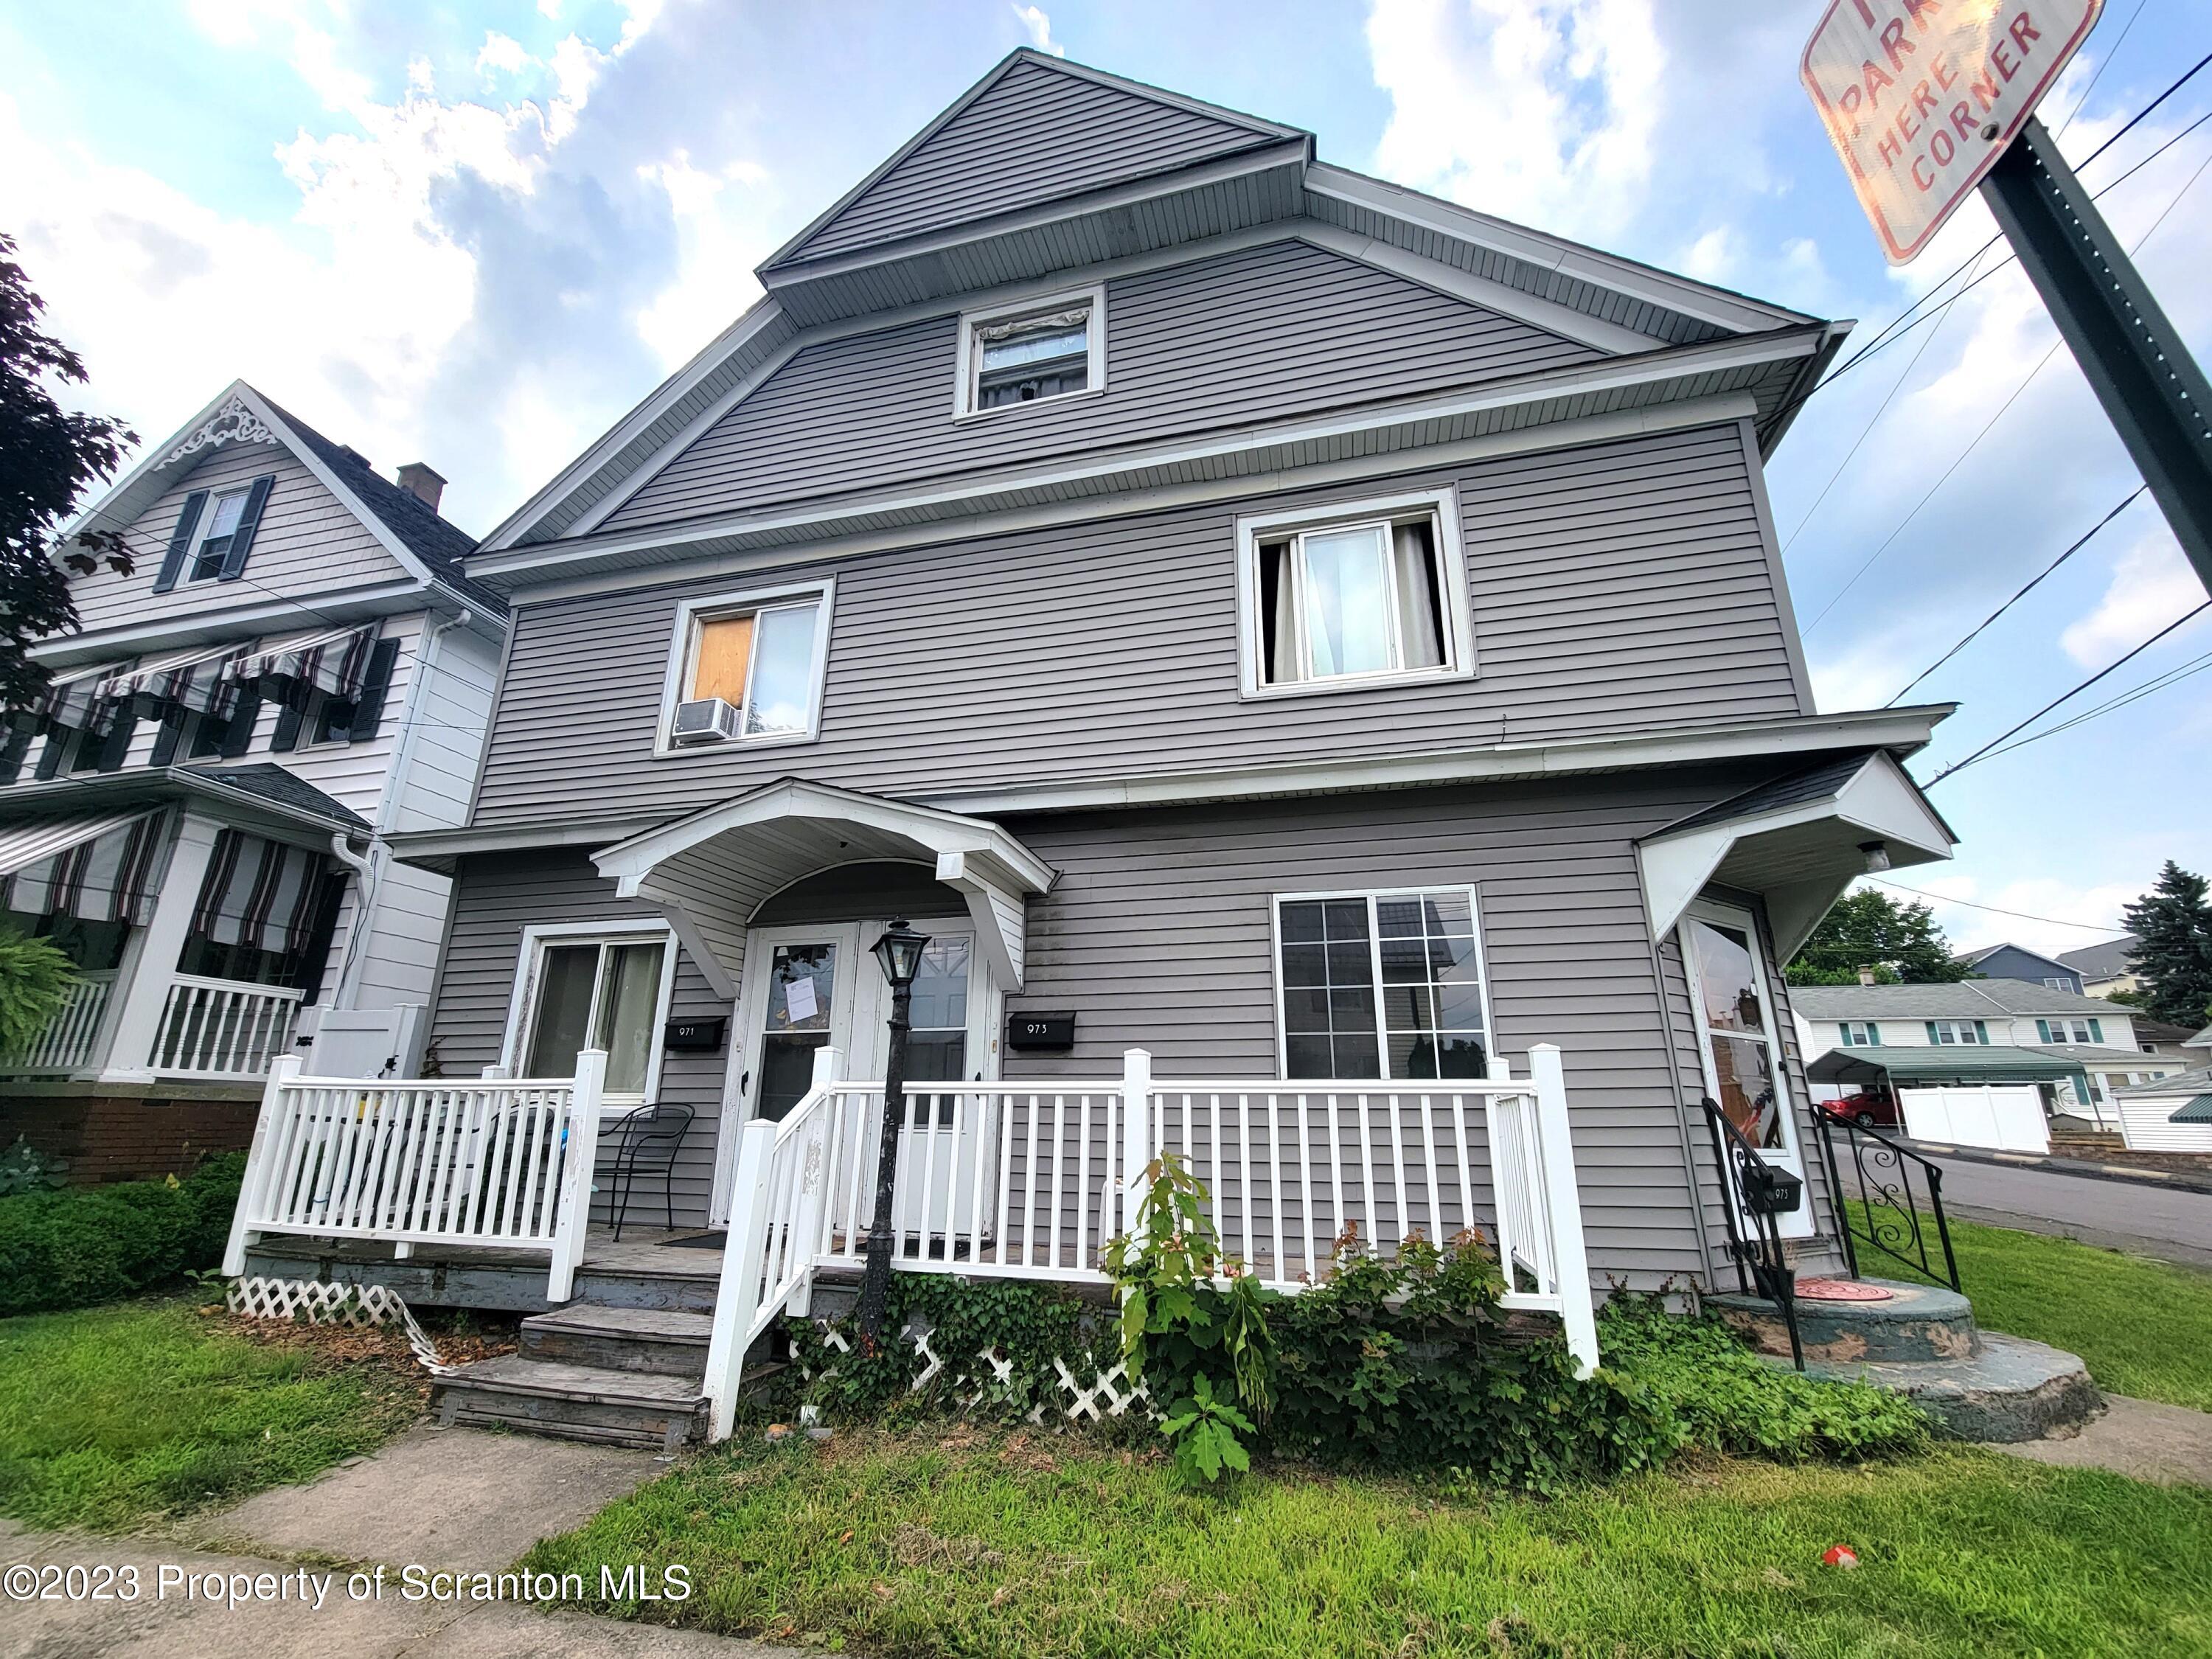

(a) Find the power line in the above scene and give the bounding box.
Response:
[1865,877,2124,934]
[1882,487,2146,706]
[1926,599,2212,785]
[2052,0,2149,139]
[1971,645,2212,762]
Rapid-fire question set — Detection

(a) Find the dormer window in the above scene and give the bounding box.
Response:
[1235,488,1477,700]
[953,285,1104,419]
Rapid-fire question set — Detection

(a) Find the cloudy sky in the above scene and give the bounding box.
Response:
[7,0,2211,959]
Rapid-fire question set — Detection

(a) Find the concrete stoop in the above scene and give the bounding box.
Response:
[1705,1277,2103,1444]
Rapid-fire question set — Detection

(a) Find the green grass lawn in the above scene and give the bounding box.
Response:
[0,1297,420,1531]
[1946,1220,2212,1412]
[525,1428,2212,1658]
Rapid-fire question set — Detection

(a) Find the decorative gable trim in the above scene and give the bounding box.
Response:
[163,394,279,465]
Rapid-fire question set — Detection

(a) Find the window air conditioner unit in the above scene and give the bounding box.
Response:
[671,698,738,745]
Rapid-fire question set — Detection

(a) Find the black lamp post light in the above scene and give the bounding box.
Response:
[856,917,928,1341]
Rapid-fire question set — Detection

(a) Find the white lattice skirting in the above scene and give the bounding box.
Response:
[807,1324,1150,1423]
[227,1276,453,1376]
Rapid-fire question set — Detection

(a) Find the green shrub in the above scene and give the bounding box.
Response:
[0,1154,246,1318]
[1596,1294,1930,1461]
[0,928,74,1059]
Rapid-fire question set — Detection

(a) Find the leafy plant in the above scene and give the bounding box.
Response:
[0,1153,246,1316]
[0,1135,67,1197]
[1102,1154,1276,1484]
[0,927,75,1060]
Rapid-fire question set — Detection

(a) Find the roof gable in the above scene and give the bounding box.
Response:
[1792,978,2132,1018]
[767,51,1300,270]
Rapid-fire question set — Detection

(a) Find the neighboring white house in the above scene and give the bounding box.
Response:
[1791,978,2189,1127]
[1,383,507,1098]
[2110,1066,2212,1153]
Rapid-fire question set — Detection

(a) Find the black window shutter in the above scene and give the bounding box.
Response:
[149,709,186,767]
[152,491,209,594]
[93,709,137,773]
[270,683,307,753]
[217,690,262,759]
[217,476,275,582]
[0,720,32,786]
[347,639,400,742]
[33,734,68,781]
[291,872,350,1004]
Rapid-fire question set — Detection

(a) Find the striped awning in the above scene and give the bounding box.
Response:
[191,829,333,954]
[0,809,169,926]
[226,625,378,698]
[99,642,246,717]
[32,661,135,732]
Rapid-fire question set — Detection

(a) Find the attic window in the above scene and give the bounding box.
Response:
[189,491,251,582]
[954,286,1104,418]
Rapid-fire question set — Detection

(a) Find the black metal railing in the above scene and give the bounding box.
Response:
[1696,1096,1804,1370]
[1812,1106,1961,1293]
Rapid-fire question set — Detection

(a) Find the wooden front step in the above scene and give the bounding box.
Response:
[522,1304,712,1376]
[431,1354,709,1450]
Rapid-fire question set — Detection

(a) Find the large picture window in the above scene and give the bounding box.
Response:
[1237,490,1475,700]
[1273,888,1492,1081]
[508,925,677,1103]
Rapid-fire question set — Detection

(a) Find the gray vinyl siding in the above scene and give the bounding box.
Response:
[476,422,1804,828]
[610,240,1597,533]
[428,849,728,1230]
[784,58,1274,263]
[66,440,411,632]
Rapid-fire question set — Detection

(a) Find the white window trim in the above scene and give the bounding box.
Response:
[951,283,1106,422]
[651,577,836,759]
[1267,883,1497,1082]
[1234,487,1478,702]
[188,487,252,582]
[498,919,681,1110]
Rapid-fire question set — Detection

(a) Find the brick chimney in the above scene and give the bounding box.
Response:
[395,462,446,514]
[1857,966,1878,986]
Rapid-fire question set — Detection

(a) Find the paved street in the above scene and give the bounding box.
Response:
[1926,1155,2212,1268]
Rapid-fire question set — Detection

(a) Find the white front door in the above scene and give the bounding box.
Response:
[1679,900,1814,1242]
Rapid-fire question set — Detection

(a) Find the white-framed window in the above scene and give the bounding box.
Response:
[188,490,254,582]
[1840,1021,1881,1047]
[1236,488,1476,700]
[501,922,680,1106]
[654,579,835,754]
[1926,1019,1986,1046]
[953,285,1105,420]
[1271,886,1493,1081]
[2035,1018,2104,1045]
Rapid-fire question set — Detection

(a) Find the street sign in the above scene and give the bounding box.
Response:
[1803,0,2104,264]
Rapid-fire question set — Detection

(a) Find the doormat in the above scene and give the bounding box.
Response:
[661,1231,727,1250]
[1794,1279,1896,1302]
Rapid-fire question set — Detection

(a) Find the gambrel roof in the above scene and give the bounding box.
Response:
[471,49,1841,585]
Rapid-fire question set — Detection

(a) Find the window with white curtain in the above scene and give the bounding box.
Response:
[516,929,673,1101]
[1237,490,1475,699]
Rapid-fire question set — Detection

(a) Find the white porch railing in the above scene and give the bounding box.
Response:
[221,1051,607,1300]
[1,970,116,1074]
[152,974,305,1079]
[700,1043,1597,1440]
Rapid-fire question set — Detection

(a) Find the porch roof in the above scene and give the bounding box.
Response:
[0,807,164,878]
[591,777,1055,999]
[0,764,369,843]
[1635,750,1955,959]
[1806,1046,2090,1089]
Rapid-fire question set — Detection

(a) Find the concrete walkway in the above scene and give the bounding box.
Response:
[1,1427,799,1658]
[1997,1394,2212,1487]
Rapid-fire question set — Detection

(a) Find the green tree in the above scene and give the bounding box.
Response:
[1786,888,1969,987]
[2121,862,2212,1029]
[1,232,137,716]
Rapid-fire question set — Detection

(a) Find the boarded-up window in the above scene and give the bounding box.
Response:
[691,613,755,705]
[675,594,824,742]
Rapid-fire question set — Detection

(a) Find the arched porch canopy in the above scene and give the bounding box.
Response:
[591,777,1055,1000]
[1637,750,1955,961]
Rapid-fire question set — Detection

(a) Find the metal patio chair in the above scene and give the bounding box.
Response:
[602,1102,695,1241]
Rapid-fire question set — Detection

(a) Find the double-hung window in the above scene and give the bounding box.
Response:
[1275,888,1492,1080]
[954,286,1103,417]
[1926,1019,1986,1045]
[189,490,253,582]
[659,581,833,751]
[510,926,676,1104]
[1237,490,1475,698]
[2035,1017,2103,1044]
[1840,1021,1881,1047]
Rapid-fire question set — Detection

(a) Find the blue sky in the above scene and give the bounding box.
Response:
[6,0,2211,960]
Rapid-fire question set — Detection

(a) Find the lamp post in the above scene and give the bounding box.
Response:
[856,918,928,1343]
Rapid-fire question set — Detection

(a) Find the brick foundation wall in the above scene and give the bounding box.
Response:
[0,1085,260,1186]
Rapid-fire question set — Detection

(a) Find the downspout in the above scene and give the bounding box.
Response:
[327,832,380,1013]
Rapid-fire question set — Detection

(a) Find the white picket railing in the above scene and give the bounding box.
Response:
[1,970,116,1074]
[221,1050,607,1300]
[152,974,305,1079]
[700,1043,1597,1439]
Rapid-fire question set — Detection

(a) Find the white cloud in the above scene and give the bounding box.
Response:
[1890,873,2137,959]
[477,31,532,77]
[1011,5,1063,56]
[2061,524,2209,668]
[633,152,777,370]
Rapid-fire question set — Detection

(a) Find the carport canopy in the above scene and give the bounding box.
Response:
[1806,1046,2089,1093]
[591,777,1055,999]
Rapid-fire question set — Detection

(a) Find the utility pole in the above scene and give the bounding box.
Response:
[1980,116,2212,601]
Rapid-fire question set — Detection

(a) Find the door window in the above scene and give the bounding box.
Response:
[906,936,971,1083]
[757,940,838,1121]
[1685,914,1791,1152]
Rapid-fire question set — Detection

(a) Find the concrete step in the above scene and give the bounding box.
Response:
[1804,1332,2104,1444]
[431,1355,709,1450]
[1709,1278,1979,1365]
[521,1304,713,1377]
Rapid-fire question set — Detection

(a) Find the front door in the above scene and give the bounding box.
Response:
[1679,900,1814,1242]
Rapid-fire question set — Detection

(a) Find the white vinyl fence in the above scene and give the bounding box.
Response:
[700,1044,1596,1440]
[1899,1084,2050,1155]
[222,1051,607,1298]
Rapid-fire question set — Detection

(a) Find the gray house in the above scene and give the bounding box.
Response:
[1954,941,2083,995]
[223,52,1965,1437]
